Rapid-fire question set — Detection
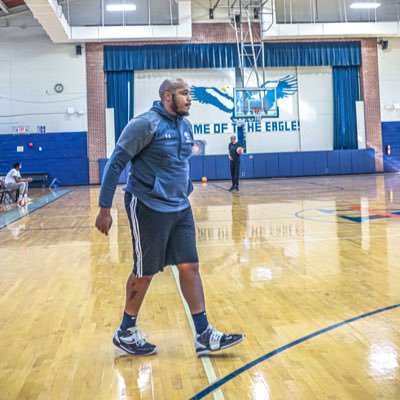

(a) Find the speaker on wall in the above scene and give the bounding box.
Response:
[378,39,388,50]
[75,44,82,56]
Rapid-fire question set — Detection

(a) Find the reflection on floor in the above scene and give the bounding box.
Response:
[0,188,70,229]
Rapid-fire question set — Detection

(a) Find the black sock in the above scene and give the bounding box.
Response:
[192,311,209,335]
[120,312,137,330]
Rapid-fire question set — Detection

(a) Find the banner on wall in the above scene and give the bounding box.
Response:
[135,69,299,129]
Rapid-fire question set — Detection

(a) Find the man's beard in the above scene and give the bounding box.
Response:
[172,94,190,117]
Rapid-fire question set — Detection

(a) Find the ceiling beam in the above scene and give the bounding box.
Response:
[0,0,10,14]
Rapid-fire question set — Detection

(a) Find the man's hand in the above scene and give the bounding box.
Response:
[228,155,233,161]
[27,178,33,183]
[95,208,113,236]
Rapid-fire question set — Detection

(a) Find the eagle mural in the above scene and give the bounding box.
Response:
[190,75,298,119]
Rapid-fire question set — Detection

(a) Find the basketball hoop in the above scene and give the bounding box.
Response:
[253,108,263,122]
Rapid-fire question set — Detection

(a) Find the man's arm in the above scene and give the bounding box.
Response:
[95,145,132,235]
[228,145,233,160]
[14,175,32,183]
[95,117,154,236]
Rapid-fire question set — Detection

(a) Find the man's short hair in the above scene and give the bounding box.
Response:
[230,135,236,140]
[13,162,21,169]
[159,78,188,98]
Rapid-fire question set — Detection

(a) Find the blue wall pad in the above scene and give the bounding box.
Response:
[364,148,376,173]
[0,189,70,230]
[338,150,352,174]
[351,150,364,173]
[315,152,328,175]
[241,155,255,178]
[327,151,341,175]
[98,149,376,183]
[253,154,267,178]
[265,154,279,177]
[278,153,291,177]
[0,132,89,186]
[303,152,316,176]
[189,157,203,181]
[382,122,400,172]
[203,155,217,180]
[290,152,304,176]
[216,156,230,179]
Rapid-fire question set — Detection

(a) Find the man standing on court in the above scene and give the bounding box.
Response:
[228,135,242,191]
[95,78,244,356]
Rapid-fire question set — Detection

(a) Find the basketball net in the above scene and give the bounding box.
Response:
[253,108,263,122]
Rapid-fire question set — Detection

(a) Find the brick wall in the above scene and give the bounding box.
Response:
[360,38,383,172]
[86,43,106,183]
[86,25,382,183]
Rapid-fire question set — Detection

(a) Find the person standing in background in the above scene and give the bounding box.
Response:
[228,135,242,191]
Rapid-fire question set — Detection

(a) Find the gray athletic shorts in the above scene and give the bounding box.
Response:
[124,191,199,277]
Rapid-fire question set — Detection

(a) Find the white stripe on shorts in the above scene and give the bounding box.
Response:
[129,195,143,277]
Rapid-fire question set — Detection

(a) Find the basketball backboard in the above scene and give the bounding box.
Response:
[233,84,279,119]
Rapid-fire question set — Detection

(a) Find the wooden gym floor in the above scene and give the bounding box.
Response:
[0,174,399,399]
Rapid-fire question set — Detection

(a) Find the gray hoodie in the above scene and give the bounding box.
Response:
[99,101,194,212]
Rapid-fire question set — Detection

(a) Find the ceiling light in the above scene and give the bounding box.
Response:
[350,2,381,9]
[106,4,137,12]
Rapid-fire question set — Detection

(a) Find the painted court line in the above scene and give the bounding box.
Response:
[349,205,400,219]
[189,303,400,400]
[171,265,224,400]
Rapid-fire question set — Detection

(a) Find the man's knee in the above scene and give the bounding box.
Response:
[17,182,25,192]
[177,262,199,274]
[140,275,153,284]
[130,272,153,284]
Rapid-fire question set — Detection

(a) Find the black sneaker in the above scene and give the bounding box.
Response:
[229,186,235,191]
[235,186,239,191]
[195,324,244,356]
[113,326,157,356]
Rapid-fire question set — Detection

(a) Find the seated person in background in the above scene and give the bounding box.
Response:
[5,162,33,203]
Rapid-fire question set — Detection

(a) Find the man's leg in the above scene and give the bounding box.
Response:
[113,193,167,356]
[177,262,205,314]
[234,160,240,190]
[7,182,24,200]
[17,182,26,197]
[124,272,153,316]
[229,161,235,191]
[113,272,157,356]
[22,181,29,198]
[171,208,244,356]
[177,262,244,356]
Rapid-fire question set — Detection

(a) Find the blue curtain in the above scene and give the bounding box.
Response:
[104,42,361,72]
[264,42,361,67]
[106,71,134,142]
[104,43,362,149]
[333,66,360,149]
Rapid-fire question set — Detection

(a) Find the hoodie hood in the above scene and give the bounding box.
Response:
[151,100,180,122]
